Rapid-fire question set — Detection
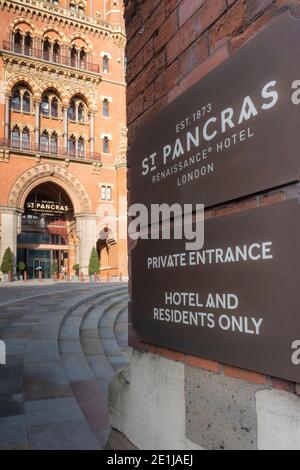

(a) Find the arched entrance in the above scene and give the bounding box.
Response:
[17,182,76,279]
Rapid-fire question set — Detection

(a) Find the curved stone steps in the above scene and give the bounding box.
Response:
[99,303,130,373]
[81,297,128,389]
[58,288,128,448]
[59,289,127,383]
[23,285,127,450]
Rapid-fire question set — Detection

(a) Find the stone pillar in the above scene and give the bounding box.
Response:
[34,100,40,148]
[4,95,10,143]
[90,112,95,155]
[75,214,97,276]
[63,106,68,149]
[0,207,23,275]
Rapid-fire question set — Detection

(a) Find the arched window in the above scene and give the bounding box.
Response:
[22,127,30,149]
[51,97,59,118]
[103,55,109,73]
[23,91,31,113]
[12,125,20,148]
[12,88,21,111]
[41,92,61,118]
[68,96,87,123]
[103,136,109,154]
[70,46,77,67]
[24,34,32,56]
[68,99,76,121]
[50,132,58,154]
[11,86,32,113]
[78,137,85,158]
[103,99,109,117]
[53,42,60,63]
[68,135,76,156]
[41,95,49,116]
[13,31,22,53]
[78,102,85,123]
[43,39,51,61]
[79,49,86,69]
[41,131,49,152]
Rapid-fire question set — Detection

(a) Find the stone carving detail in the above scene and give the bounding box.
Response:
[8,163,92,213]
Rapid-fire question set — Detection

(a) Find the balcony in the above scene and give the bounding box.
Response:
[10,0,125,34]
[2,41,100,74]
[0,139,101,163]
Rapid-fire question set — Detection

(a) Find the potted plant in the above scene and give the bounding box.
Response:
[51,259,59,281]
[1,247,13,282]
[88,247,100,282]
[18,261,26,281]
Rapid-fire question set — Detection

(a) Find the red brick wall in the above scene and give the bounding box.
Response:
[125,0,300,394]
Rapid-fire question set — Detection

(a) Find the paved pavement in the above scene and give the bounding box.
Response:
[0,283,129,449]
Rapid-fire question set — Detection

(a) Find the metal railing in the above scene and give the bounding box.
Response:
[10,0,125,34]
[3,41,100,74]
[0,138,101,162]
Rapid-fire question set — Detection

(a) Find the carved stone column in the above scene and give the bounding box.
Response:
[75,214,97,276]
[34,100,40,148]
[0,207,23,275]
[4,95,10,143]
[90,111,95,155]
[63,106,69,149]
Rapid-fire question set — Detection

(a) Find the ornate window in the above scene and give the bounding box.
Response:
[53,42,60,63]
[78,136,85,157]
[103,136,110,154]
[12,89,21,111]
[13,31,22,53]
[50,132,58,153]
[68,135,76,156]
[103,99,109,117]
[11,86,32,113]
[23,91,31,113]
[11,125,20,148]
[68,97,87,123]
[70,46,77,67]
[103,55,109,73]
[41,92,61,118]
[22,127,30,149]
[43,39,51,61]
[79,49,87,69]
[24,34,32,56]
[41,131,49,152]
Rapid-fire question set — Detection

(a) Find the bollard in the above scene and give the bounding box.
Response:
[119,272,123,282]
[24,271,27,282]
[53,272,57,282]
[8,271,12,283]
[80,272,84,282]
[94,273,97,283]
[38,271,42,283]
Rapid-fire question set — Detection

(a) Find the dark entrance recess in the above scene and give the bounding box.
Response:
[17,182,74,279]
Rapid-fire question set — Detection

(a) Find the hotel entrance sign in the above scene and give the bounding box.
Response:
[132,200,300,383]
[129,13,300,209]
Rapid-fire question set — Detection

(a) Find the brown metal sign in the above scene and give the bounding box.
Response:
[129,13,300,209]
[132,200,300,382]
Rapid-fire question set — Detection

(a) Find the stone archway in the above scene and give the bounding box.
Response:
[2,164,96,276]
[8,163,92,214]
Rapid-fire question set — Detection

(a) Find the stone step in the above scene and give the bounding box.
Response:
[58,289,128,448]
[22,285,127,450]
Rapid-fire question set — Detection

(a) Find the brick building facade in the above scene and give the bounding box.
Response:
[108,0,300,450]
[0,0,127,279]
